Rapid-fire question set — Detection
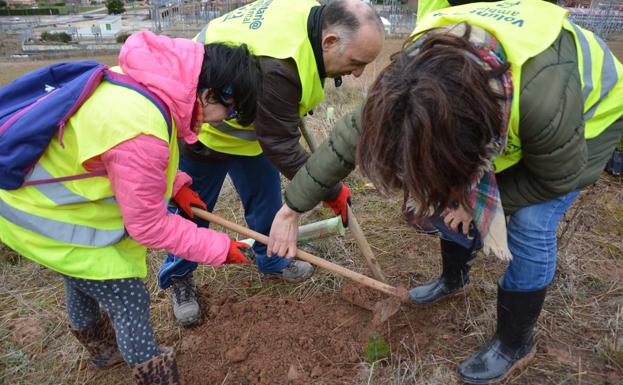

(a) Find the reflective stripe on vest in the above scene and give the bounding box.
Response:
[0,198,125,247]
[211,121,258,141]
[196,0,325,156]
[573,22,594,102]
[2,154,124,249]
[567,21,621,124]
[26,164,116,205]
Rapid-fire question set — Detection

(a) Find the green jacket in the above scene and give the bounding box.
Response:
[285,30,623,215]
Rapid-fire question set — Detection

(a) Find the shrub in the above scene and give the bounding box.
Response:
[106,0,125,14]
[41,31,72,43]
[0,7,59,15]
[116,32,131,43]
[0,0,7,8]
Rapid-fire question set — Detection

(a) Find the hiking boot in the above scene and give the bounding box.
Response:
[69,312,124,369]
[409,238,475,304]
[170,274,200,326]
[132,346,181,385]
[265,260,315,283]
[458,281,547,384]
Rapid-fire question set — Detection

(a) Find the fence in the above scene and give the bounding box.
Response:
[150,0,416,38]
[149,0,623,39]
[149,0,254,32]
[567,5,623,39]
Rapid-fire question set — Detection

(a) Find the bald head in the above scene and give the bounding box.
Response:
[322,0,384,44]
[321,0,384,78]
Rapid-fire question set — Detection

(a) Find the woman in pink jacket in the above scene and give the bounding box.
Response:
[0,32,259,384]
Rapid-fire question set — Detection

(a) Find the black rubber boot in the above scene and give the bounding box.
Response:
[458,281,547,384]
[409,239,475,304]
[606,149,623,176]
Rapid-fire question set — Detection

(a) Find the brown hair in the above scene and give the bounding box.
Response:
[357,24,508,216]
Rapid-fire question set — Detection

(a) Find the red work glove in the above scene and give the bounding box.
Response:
[225,240,254,264]
[323,184,351,227]
[173,185,206,218]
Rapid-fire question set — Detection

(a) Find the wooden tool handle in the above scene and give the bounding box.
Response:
[191,207,403,299]
[299,119,388,283]
[346,205,387,283]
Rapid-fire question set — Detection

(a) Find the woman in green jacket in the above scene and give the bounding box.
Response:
[267,1,623,383]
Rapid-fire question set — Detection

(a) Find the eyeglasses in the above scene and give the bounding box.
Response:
[217,93,238,121]
[218,86,238,120]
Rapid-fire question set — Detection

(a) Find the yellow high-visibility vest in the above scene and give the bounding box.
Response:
[412,0,623,172]
[195,0,326,156]
[0,69,178,280]
[417,0,451,22]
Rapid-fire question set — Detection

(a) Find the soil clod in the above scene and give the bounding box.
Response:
[225,346,249,363]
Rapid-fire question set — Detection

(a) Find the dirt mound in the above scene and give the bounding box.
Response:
[177,284,440,385]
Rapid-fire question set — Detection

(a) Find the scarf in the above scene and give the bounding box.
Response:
[307,5,326,81]
[404,24,514,261]
[464,26,513,261]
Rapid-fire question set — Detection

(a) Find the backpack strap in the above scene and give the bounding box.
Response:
[102,70,173,138]
[23,69,174,188]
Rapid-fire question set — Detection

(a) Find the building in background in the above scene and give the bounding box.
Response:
[6,0,37,6]
[46,15,122,40]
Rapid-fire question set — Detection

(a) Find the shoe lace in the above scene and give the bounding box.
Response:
[172,276,196,304]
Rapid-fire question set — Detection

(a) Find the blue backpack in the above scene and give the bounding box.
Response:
[0,61,172,190]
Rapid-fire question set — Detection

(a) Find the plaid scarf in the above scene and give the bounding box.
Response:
[464,26,513,261]
[404,25,514,260]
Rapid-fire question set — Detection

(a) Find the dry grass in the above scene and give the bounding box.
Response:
[0,54,119,87]
[1,38,623,385]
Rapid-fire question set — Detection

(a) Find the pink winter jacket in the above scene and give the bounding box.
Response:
[84,32,229,266]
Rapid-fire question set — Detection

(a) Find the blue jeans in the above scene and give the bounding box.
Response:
[158,153,291,289]
[434,191,579,291]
